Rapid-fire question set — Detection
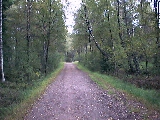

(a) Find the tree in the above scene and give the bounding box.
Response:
[4,0,66,82]
[0,0,5,82]
[73,0,157,75]
[26,0,31,80]
[152,0,160,74]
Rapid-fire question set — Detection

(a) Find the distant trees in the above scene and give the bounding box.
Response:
[3,0,66,82]
[72,0,159,75]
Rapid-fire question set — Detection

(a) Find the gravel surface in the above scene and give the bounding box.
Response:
[24,63,160,120]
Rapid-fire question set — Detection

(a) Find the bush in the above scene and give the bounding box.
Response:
[77,51,116,73]
[79,52,101,72]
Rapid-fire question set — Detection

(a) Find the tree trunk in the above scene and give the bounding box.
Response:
[83,4,109,60]
[123,0,138,74]
[0,0,5,82]
[132,53,140,74]
[44,0,52,76]
[154,0,159,46]
[145,55,148,74]
[128,54,134,73]
[123,0,130,39]
[26,0,31,80]
[117,0,124,47]
[107,13,113,48]
[154,0,160,72]
[26,0,31,62]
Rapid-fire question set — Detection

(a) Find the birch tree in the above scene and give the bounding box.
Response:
[0,0,5,82]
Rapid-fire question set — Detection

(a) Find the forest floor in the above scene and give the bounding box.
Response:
[24,63,160,120]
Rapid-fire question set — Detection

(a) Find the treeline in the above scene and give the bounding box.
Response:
[0,1,66,118]
[3,0,66,82]
[72,0,160,78]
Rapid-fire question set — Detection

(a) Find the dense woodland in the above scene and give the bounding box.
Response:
[0,0,66,118]
[1,0,66,82]
[71,0,160,89]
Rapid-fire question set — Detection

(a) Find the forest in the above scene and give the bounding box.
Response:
[0,0,160,119]
[1,0,66,82]
[71,0,160,89]
[0,0,66,118]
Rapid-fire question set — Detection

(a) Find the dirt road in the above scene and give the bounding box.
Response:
[24,63,160,120]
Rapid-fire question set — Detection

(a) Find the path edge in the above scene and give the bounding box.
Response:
[5,62,65,120]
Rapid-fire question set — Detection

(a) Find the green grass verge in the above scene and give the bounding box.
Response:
[1,62,64,120]
[76,62,160,111]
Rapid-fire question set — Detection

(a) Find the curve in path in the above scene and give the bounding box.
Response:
[24,63,160,120]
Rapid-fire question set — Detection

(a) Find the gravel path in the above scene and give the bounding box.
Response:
[24,63,160,120]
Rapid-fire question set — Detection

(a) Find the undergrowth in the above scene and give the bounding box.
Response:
[76,62,160,111]
[0,62,64,120]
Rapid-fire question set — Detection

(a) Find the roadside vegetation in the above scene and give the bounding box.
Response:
[71,0,160,90]
[0,63,64,120]
[76,62,160,111]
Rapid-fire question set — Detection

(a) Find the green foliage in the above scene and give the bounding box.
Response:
[2,0,12,10]
[3,0,66,82]
[72,0,159,77]
[80,52,101,72]
[0,63,64,120]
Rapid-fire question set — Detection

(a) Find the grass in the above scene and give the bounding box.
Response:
[76,62,160,111]
[0,62,64,120]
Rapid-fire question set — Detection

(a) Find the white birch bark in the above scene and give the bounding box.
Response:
[0,0,5,82]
